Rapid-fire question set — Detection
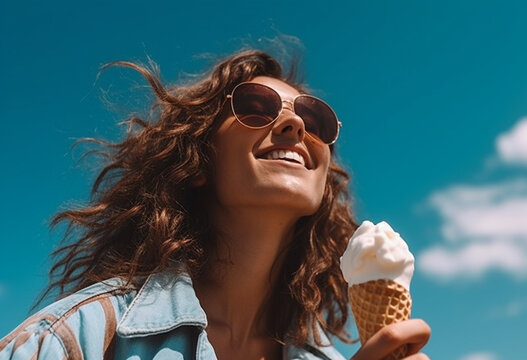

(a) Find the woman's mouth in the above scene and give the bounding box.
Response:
[263,149,306,167]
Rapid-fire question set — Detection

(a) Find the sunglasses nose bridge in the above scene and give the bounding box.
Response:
[281,99,294,112]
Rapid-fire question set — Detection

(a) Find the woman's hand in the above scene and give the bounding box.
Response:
[350,319,431,360]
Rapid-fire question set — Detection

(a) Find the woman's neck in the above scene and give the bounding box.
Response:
[194,206,297,350]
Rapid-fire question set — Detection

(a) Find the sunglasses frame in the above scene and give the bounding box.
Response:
[226,82,342,145]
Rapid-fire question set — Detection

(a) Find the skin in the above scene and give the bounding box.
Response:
[210,76,331,218]
[352,320,431,360]
[193,76,430,360]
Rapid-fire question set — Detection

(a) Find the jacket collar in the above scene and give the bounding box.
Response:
[115,269,345,359]
[116,270,207,337]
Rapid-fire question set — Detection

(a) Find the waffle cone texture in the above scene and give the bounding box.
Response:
[349,279,412,360]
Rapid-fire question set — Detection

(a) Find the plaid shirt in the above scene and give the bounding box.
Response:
[0,270,345,360]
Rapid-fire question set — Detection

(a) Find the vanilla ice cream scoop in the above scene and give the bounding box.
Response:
[340,220,415,291]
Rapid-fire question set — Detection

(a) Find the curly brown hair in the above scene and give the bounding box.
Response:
[44,49,358,346]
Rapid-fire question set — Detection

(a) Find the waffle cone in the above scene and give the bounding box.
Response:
[349,279,412,360]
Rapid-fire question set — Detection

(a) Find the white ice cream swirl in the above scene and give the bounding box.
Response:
[340,221,415,291]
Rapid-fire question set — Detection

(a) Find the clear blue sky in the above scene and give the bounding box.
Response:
[2,1,527,359]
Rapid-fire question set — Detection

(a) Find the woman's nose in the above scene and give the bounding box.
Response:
[271,102,305,142]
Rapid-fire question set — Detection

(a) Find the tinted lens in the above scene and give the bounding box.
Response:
[231,83,282,128]
[294,95,339,144]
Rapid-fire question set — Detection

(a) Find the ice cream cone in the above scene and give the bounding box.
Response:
[349,279,412,360]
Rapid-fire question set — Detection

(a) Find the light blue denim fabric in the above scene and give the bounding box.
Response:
[0,270,346,360]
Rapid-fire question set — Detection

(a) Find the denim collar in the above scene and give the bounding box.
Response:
[115,269,345,359]
[117,270,207,337]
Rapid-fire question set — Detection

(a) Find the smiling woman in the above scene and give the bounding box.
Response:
[0,49,430,359]
[211,76,332,218]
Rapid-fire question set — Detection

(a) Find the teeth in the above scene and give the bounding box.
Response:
[265,149,306,166]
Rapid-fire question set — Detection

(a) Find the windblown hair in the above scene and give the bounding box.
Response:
[46,50,358,346]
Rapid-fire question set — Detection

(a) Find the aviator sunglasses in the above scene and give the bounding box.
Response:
[227,82,342,145]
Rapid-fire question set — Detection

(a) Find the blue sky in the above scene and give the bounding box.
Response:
[1,1,527,359]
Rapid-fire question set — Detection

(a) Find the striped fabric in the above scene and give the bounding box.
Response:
[0,271,345,360]
[0,278,132,360]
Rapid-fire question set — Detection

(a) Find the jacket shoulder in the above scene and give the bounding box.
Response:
[0,278,135,360]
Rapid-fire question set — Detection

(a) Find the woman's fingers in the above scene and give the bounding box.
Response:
[350,319,431,360]
[403,319,431,355]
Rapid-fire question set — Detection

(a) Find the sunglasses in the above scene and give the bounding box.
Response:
[227,82,342,145]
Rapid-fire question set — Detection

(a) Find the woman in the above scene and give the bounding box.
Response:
[0,50,430,359]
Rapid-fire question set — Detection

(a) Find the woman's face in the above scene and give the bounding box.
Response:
[210,76,331,219]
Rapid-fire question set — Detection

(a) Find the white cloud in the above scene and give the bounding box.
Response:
[419,119,527,280]
[459,352,499,360]
[428,179,527,241]
[419,239,527,279]
[497,117,527,165]
[419,178,527,279]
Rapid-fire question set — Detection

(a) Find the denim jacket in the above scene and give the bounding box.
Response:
[0,270,346,359]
